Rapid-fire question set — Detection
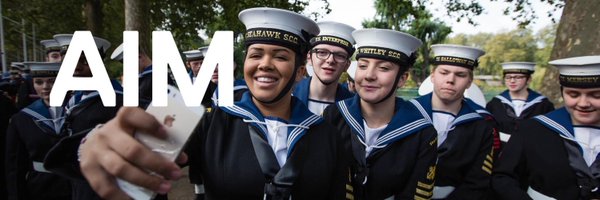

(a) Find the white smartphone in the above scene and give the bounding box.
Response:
[118,86,205,200]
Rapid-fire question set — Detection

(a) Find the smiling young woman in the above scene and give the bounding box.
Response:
[65,7,348,200]
[323,28,438,200]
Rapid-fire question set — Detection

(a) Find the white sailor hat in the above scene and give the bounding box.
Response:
[347,61,357,80]
[549,55,600,88]
[40,39,61,52]
[54,34,111,56]
[23,62,61,77]
[111,43,124,61]
[431,44,485,70]
[93,36,111,54]
[352,29,422,66]
[501,62,536,74]
[198,46,208,56]
[10,62,24,68]
[183,49,204,61]
[239,7,319,55]
[310,21,356,54]
[53,34,73,48]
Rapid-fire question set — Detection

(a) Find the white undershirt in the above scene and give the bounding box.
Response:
[48,106,64,132]
[48,106,59,119]
[432,111,456,147]
[511,99,526,117]
[307,99,333,115]
[573,127,600,166]
[264,118,289,167]
[363,120,388,157]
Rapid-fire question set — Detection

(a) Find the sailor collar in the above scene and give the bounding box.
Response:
[336,95,432,148]
[210,79,248,107]
[21,99,64,134]
[222,92,323,156]
[292,76,354,104]
[65,79,123,114]
[495,89,546,111]
[139,65,152,78]
[410,92,484,128]
[534,107,578,141]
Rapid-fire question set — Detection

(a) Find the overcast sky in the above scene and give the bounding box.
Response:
[307,0,563,35]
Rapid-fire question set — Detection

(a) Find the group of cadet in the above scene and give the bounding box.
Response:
[1,6,599,200]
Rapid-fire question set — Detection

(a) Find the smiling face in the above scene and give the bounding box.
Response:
[33,77,55,105]
[355,57,407,103]
[431,64,473,104]
[563,87,600,126]
[308,44,350,85]
[244,43,298,103]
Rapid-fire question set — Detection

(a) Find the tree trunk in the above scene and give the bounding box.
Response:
[84,0,103,35]
[540,0,600,106]
[125,0,151,55]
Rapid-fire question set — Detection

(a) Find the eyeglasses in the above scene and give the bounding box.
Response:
[311,48,349,63]
[504,75,528,81]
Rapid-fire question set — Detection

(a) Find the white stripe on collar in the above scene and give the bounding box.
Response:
[409,99,432,123]
[451,112,481,128]
[535,115,574,139]
[286,114,320,148]
[22,108,55,130]
[223,105,269,134]
[376,118,429,146]
[337,100,365,139]
[337,99,431,150]
[496,95,546,113]
[223,104,321,152]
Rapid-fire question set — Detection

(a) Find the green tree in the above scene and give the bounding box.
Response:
[2,0,330,76]
[477,29,537,76]
[361,1,453,85]
[407,15,452,84]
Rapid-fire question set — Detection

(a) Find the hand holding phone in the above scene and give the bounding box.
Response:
[118,86,205,200]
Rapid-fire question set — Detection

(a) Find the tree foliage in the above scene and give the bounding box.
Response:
[1,0,330,76]
[407,14,452,84]
[491,0,564,26]
[445,24,557,91]
[362,1,453,84]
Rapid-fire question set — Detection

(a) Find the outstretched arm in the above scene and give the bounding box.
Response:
[78,107,184,199]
